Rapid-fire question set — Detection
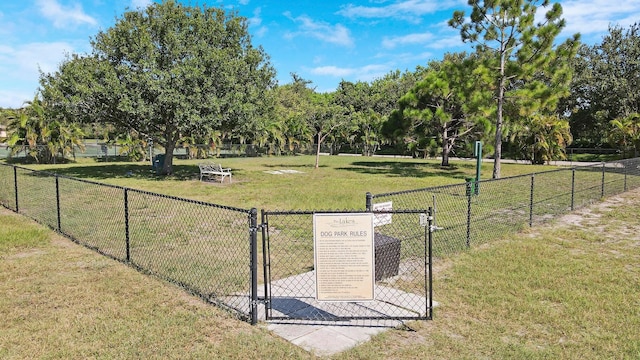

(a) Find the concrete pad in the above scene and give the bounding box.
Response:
[289,326,358,357]
[222,269,435,356]
[259,270,437,356]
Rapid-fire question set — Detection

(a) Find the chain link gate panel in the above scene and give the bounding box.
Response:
[261,209,433,324]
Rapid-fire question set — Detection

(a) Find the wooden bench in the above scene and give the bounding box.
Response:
[199,163,232,183]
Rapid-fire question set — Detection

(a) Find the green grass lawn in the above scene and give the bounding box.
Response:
[15,155,556,210]
[1,188,639,359]
[2,155,639,358]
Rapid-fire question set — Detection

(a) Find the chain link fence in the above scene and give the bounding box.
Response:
[0,163,255,321]
[370,158,640,255]
[0,141,411,161]
[0,142,331,161]
[2,158,640,325]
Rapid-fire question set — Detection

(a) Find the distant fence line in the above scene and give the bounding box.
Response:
[0,141,384,161]
[1,157,639,324]
[1,141,634,162]
[369,158,640,256]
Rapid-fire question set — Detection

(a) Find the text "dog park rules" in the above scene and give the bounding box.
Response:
[313,213,375,301]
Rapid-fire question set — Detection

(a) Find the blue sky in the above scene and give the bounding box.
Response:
[1,0,640,108]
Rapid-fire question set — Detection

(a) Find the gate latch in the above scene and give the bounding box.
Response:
[419,213,431,227]
[250,223,266,234]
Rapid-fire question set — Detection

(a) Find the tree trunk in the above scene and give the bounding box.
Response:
[441,125,450,167]
[493,50,507,179]
[315,132,322,169]
[161,141,175,175]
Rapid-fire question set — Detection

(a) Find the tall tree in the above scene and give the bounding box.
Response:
[449,0,579,178]
[333,80,379,155]
[271,74,315,154]
[41,0,275,174]
[564,23,640,147]
[309,92,352,168]
[384,53,492,165]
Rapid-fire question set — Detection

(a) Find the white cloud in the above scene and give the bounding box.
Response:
[0,42,75,108]
[238,0,250,5]
[310,66,354,77]
[338,0,462,23]
[130,0,152,9]
[0,42,73,76]
[284,13,354,47]
[249,7,262,26]
[248,8,268,38]
[429,34,465,49]
[309,63,389,82]
[562,0,640,22]
[37,0,97,28]
[0,90,37,109]
[376,51,433,63]
[559,0,640,36]
[382,32,434,49]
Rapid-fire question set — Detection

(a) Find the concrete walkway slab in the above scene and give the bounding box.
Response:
[220,270,436,356]
[259,270,437,357]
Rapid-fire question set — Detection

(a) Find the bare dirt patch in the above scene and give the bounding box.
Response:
[551,188,640,231]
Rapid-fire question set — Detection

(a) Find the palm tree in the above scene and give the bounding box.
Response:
[255,117,285,155]
[609,113,640,158]
[6,94,85,163]
[509,114,572,164]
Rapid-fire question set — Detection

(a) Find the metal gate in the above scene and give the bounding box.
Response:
[261,209,433,323]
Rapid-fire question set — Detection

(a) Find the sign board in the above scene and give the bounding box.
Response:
[372,201,393,227]
[313,213,375,302]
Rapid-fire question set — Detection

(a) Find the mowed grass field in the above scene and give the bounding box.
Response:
[1,155,639,358]
[1,186,639,358]
[23,155,555,210]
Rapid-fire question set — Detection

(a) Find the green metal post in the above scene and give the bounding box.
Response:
[474,141,482,195]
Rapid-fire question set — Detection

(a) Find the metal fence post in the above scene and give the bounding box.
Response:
[571,169,575,211]
[465,180,472,247]
[624,161,628,192]
[601,162,605,198]
[529,175,535,227]
[55,176,61,232]
[365,192,373,212]
[427,207,433,320]
[124,188,131,263]
[250,208,259,325]
[13,166,18,212]
[261,209,269,318]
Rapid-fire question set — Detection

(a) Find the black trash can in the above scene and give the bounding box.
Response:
[152,154,166,174]
[374,233,401,281]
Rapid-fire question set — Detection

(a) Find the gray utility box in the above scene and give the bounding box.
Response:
[374,233,401,281]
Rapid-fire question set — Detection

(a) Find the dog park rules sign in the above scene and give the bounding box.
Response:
[313,213,375,302]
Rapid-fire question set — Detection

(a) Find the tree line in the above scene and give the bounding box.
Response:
[1,0,639,177]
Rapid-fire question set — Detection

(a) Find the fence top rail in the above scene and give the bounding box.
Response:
[371,162,609,199]
[3,163,252,214]
[372,181,466,199]
[126,187,252,214]
[263,208,430,216]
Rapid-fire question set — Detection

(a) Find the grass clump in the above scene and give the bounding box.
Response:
[0,214,49,253]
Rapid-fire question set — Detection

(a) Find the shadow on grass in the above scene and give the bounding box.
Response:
[4,157,75,165]
[44,164,200,181]
[339,161,472,180]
